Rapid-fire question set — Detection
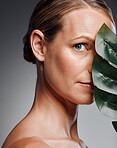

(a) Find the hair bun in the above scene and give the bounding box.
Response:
[23,33,36,64]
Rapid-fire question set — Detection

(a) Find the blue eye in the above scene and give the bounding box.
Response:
[74,43,87,51]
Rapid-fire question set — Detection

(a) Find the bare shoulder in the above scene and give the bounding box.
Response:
[3,137,51,148]
[2,114,51,148]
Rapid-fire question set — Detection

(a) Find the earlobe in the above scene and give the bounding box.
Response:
[30,29,46,62]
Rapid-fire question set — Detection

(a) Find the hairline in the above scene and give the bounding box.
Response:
[48,6,115,44]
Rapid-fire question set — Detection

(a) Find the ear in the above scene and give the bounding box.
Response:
[30,29,46,62]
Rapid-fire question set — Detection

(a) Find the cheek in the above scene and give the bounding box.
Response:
[50,49,80,81]
[56,50,90,81]
[44,47,86,90]
[56,52,76,77]
[44,48,93,104]
[44,49,71,84]
[43,48,76,96]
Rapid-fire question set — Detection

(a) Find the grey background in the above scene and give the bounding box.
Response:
[0,0,117,147]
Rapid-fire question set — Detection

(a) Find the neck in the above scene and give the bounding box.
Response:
[30,75,80,142]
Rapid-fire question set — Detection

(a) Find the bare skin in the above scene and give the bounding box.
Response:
[2,8,115,148]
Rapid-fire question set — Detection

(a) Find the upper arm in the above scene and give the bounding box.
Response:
[6,137,51,148]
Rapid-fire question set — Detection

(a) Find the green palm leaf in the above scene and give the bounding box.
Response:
[92,54,117,95]
[94,87,117,118]
[112,121,117,132]
[95,23,117,66]
[92,23,117,132]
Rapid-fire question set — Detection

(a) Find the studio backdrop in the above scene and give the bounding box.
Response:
[0,0,117,147]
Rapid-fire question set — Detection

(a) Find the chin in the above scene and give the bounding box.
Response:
[70,93,94,105]
[84,99,94,105]
[81,96,94,105]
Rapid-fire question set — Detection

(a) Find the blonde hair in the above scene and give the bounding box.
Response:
[23,0,115,64]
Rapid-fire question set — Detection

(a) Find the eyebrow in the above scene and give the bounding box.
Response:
[71,35,95,43]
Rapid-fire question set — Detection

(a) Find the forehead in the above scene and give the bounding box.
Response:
[60,8,115,40]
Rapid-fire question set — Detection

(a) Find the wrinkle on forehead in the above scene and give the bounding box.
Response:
[61,8,115,40]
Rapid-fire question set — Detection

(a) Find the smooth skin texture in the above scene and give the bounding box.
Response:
[2,8,115,148]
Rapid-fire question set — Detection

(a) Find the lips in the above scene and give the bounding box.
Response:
[79,82,94,89]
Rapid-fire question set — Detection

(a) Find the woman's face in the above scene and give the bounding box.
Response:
[43,8,115,105]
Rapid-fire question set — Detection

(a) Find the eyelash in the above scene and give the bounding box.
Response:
[74,43,88,51]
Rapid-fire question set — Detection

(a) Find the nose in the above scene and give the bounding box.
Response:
[88,50,96,74]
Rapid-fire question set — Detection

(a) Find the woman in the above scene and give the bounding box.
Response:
[2,0,116,147]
